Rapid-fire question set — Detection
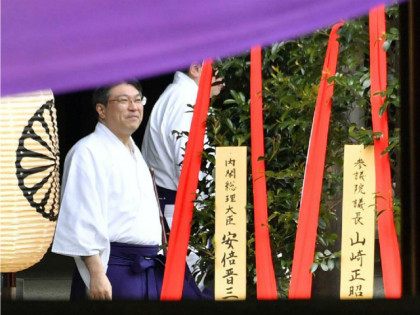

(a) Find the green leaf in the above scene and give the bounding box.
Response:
[327,259,335,271]
[383,40,391,51]
[320,262,329,271]
[310,263,319,273]
[362,79,371,89]
[379,102,388,116]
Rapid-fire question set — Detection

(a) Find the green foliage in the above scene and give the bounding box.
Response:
[188,6,400,298]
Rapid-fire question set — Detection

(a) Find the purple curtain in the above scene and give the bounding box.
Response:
[1,0,400,96]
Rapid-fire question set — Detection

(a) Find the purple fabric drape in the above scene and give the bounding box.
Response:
[1,0,400,96]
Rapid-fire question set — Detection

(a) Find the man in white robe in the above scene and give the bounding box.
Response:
[141,64,223,293]
[142,64,223,226]
[52,81,203,300]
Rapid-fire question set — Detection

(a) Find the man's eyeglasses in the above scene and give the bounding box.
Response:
[108,95,147,106]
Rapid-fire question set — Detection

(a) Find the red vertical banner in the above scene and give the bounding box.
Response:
[160,60,213,300]
[369,5,402,298]
[250,46,278,300]
[288,22,343,299]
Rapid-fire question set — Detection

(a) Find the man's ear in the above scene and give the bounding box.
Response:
[188,63,202,81]
[96,103,106,120]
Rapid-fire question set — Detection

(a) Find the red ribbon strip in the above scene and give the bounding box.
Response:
[250,46,278,300]
[160,60,213,300]
[368,5,402,298]
[288,22,344,299]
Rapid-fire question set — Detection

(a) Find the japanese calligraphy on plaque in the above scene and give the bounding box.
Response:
[215,147,247,300]
[340,145,375,299]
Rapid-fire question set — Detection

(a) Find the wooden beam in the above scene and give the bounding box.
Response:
[399,0,420,298]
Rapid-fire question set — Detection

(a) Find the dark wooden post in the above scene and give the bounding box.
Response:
[399,0,420,298]
[1,273,17,300]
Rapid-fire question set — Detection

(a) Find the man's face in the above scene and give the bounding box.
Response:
[210,73,224,98]
[190,64,224,98]
[97,83,144,139]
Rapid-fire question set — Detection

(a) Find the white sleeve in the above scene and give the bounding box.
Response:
[169,98,195,183]
[169,99,214,188]
[52,145,110,287]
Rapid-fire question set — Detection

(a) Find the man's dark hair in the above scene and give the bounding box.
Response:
[91,80,143,115]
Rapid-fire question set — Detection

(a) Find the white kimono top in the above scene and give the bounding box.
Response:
[142,73,212,290]
[142,71,198,192]
[142,71,213,227]
[52,122,162,287]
